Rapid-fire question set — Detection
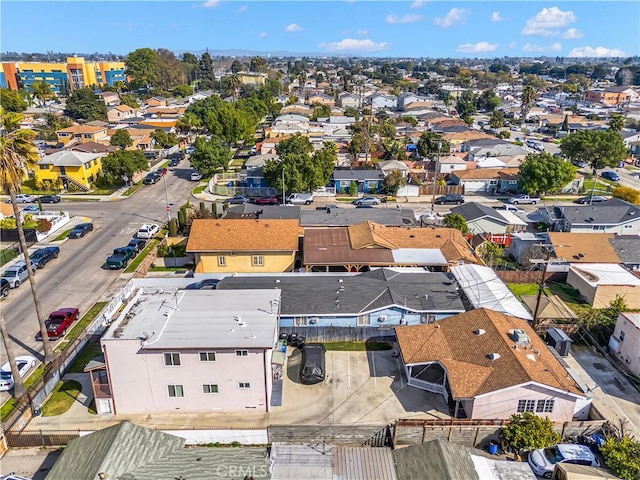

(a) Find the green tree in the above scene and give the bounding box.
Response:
[600,436,640,480]
[125,48,160,90]
[455,90,477,119]
[500,412,561,454]
[476,89,501,112]
[348,180,358,196]
[186,95,257,144]
[64,87,107,121]
[609,113,625,132]
[383,169,406,196]
[344,107,359,117]
[417,132,449,158]
[173,84,193,98]
[31,80,55,107]
[151,129,179,149]
[560,130,627,171]
[156,48,183,90]
[0,88,27,112]
[120,93,139,108]
[250,56,268,73]
[349,120,378,162]
[230,59,242,73]
[110,129,132,149]
[198,52,215,83]
[518,152,577,194]
[477,241,503,266]
[189,136,232,177]
[489,110,505,128]
[311,103,331,120]
[443,213,469,235]
[612,186,640,204]
[101,150,148,185]
[520,85,537,121]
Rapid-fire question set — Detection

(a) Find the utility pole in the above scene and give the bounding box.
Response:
[531,243,569,331]
[281,167,286,205]
[431,142,442,213]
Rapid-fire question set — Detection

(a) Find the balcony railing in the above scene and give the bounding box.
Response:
[408,377,444,394]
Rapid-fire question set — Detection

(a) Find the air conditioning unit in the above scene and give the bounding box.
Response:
[378,315,387,322]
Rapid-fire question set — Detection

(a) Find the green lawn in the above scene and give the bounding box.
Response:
[546,282,586,312]
[0,398,20,422]
[53,228,72,241]
[149,266,190,272]
[0,247,18,266]
[193,185,206,195]
[124,238,160,273]
[41,380,82,416]
[323,341,393,351]
[66,343,103,374]
[122,182,143,197]
[507,283,540,298]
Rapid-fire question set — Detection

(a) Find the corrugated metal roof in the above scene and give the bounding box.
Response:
[332,446,397,480]
[270,443,333,480]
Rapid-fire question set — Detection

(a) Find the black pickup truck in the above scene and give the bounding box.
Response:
[29,246,60,269]
[106,246,136,269]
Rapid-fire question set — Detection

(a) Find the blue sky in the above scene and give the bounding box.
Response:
[2,1,638,58]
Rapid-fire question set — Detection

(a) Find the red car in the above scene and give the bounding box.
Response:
[156,167,168,176]
[254,195,279,205]
[35,308,79,341]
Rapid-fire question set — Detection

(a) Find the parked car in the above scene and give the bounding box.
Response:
[127,238,147,252]
[508,194,540,205]
[137,223,159,239]
[6,194,36,204]
[300,343,326,385]
[143,173,160,185]
[286,193,314,205]
[168,158,180,167]
[435,194,464,205]
[106,246,136,269]
[576,196,608,204]
[68,222,93,239]
[353,196,383,206]
[143,151,159,160]
[542,137,554,143]
[528,444,599,478]
[0,355,36,391]
[190,171,203,181]
[39,195,61,203]
[168,151,185,160]
[254,195,279,205]
[186,279,220,290]
[35,308,80,341]
[493,204,524,213]
[186,147,195,154]
[571,159,587,167]
[601,171,620,182]
[21,205,40,212]
[0,278,9,298]
[1,262,31,288]
[156,167,168,176]
[226,195,250,205]
[29,246,60,269]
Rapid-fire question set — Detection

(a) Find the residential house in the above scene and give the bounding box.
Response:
[36,150,103,191]
[441,130,494,153]
[0,203,15,220]
[584,87,639,106]
[107,105,137,125]
[101,91,120,107]
[369,93,397,111]
[279,104,313,117]
[540,199,640,235]
[395,308,588,421]
[95,288,281,414]
[240,153,278,188]
[338,92,360,109]
[504,232,548,266]
[217,268,465,339]
[609,312,640,377]
[56,124,109,145]
[609,235,640,271]
[186,219,300,273]
[307,93,335,106]
[378,159,410,177]
[449,168,521,194]
[545,232,622,272]
[566,263,640,309]
[301,206,415,228]
[450,203,528,235]
[393,439,537,480]
[239,71,268,86]
[69,140,117,155]
[437,155,468,174]
[224,204,300,220]
[331,169,385,194]
[146,96,167,107]
[303,221,479,272]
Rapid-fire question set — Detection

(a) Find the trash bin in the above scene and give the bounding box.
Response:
[488,441,499,455]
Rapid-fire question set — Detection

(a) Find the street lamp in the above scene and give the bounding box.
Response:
[431,142,442,213]
[163,174,171,223]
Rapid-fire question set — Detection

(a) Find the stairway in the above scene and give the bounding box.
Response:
[60,175,90,192]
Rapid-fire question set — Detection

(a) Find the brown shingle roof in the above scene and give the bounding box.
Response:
[547,232,621,264]
[186,219,300,252]
[395,308,584,398]
[57,125,106,134]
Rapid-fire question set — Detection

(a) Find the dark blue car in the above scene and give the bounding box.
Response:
[601,171,620,182]
[68,222,94,239]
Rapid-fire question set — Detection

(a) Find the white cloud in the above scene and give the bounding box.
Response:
[410,0,426,8]
[568,46,627,58]
[491,11,504,22]
[456,42,499,54]
[236,5,248,13]
[386,13,423,24]
[522,42,562,53]
[318,38,389,52]
[508,41,518,49]
[356,29,369,36]
[259,32,268,38]
[285,23,303,32]
[434,8,469,28]
[202,0,220,8]
[522,6,576,37]
[562,28,583,39]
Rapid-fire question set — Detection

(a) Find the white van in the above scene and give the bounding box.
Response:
[286,193,314,205]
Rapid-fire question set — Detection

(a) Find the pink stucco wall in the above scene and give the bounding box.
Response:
[469,383,580,422]
[103,339,271,414]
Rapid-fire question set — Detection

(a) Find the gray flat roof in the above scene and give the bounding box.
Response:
[105,289,280,349]
[301,207,415,227]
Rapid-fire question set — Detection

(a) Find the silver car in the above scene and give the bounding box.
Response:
[527,444,599,478]
[1,262,31,288]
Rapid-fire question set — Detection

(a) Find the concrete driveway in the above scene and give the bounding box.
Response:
[269,348,451,426]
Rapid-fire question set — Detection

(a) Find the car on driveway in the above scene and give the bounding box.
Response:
[1,262,31,288]
[35,308,80,341]
[300,343,326,385]
[527,444,599,478]
[576,195,608,204]
[353,196,383,206]
[254,195,279,205]
[435,194,465,205]
[137,223,159,239]
[226,195,250,205]
[601,171,620,182]
[29,246,60,269]
[39,195,61,203]
[127,238,147,252]
[6,194,36,204]
[68,222,93,239]
[0,355,36,391]
[1,278,10,298]
[190,171,203,181]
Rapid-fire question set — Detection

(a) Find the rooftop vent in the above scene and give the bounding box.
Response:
[474,329,486,336]
[488,353,501,361]
[513,329,530,345]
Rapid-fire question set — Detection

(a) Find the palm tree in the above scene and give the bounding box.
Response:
[0,109,55,363]
[0,313,26,398]
[609,113,625,132]
[443,94,453,115]
[113,80,127,94]
[228,73,241,103]
[520,85,537,122]
[176,112,202,141]
[31,81,54,108]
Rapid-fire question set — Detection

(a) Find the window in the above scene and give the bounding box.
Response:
[167,385,184,397]
[83,133,92,139]
[218,256,226,266]
[489,180,498,185]
[39,164,50,170]
[251,255,264,267]
[623,224,633,229]
[235,350,248,357]
[509,180,517,185]
[536,399,555,413]
[294,316,307,327]
[357,314,371,326]
[199,351,216,362]
[163,352,181,366]
[517,400,535,413]
[592,225,606,231]
[367,181,379,189]
[238,382,251,389]
[420,313,437,324]
[202,384,219,394]
[619,330,625,342]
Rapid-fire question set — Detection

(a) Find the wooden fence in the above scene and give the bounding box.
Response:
[418,185,465,196]
[5,430,80,448]
[494,270,567,284]
[279,326,396,343]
